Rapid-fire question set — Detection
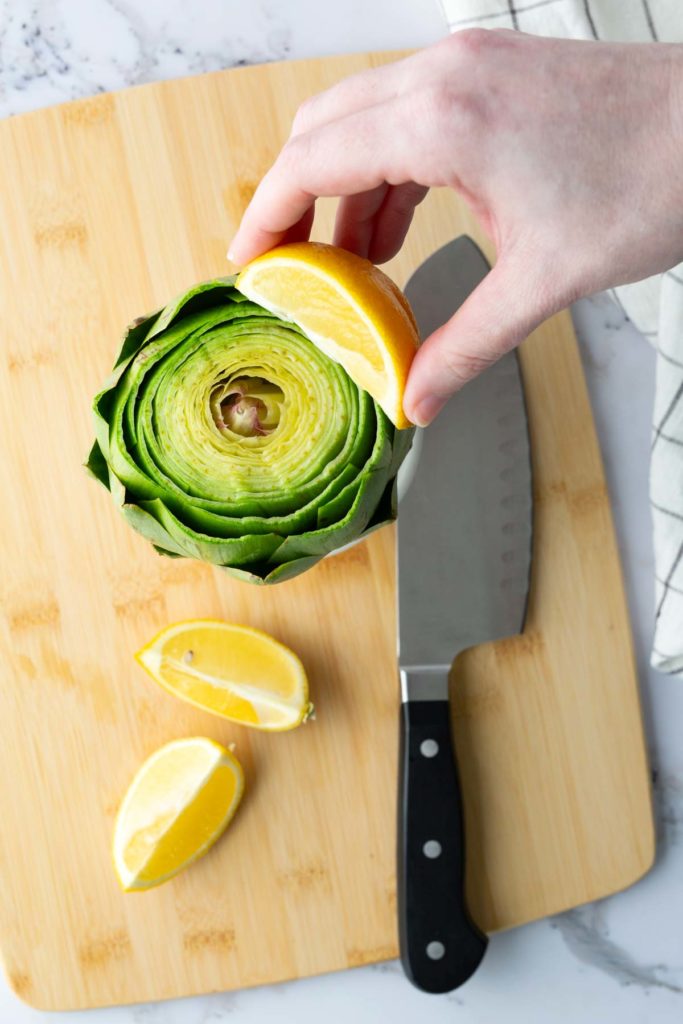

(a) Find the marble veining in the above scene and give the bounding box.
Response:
[552,895,683,997]
[0,0,293,117]
[0,2,681,1022]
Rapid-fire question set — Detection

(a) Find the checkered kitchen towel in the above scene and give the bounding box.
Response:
[438,0,683,674]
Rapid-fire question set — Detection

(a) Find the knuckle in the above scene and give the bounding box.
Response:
[425,80,484,133]
[263,139,309,200]
[448,27,494,59]
[278,135,305,170]
[442,345,495,388]
[291,96,317,136]
[425,80,458,122]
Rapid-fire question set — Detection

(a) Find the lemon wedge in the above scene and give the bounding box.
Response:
[235,241,419,429]
[113,737,244,892]
[135,619,312,731]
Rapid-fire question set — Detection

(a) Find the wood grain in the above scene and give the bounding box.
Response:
[0,52,653,1010]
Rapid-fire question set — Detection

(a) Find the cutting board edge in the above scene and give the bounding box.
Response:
[0,942,384,1013]
[491,831,656,936]
[0,48,414,136]
[2,843,656,1014]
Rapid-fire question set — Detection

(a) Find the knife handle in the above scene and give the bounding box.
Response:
[398,699,488,993]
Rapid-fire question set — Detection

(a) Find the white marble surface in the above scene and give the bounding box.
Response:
[1,1,681,1021]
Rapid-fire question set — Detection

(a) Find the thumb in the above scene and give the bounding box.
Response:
[403,253,553,426]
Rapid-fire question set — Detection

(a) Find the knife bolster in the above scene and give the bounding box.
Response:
[400,666,451,702]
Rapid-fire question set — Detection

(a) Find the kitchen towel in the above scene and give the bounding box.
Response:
[438,0,683,675]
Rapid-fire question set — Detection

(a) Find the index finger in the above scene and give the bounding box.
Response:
[228,100,403,265]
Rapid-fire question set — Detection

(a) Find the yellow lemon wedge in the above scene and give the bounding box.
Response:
[135,619,312,731]
[235,241,419,429]
[113,737,244,892]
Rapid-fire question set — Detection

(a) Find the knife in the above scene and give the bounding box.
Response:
[397,236,533,993]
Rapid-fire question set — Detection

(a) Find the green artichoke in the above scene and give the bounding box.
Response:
[87,278,414,584]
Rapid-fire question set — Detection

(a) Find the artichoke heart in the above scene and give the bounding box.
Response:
[87,277,414,584]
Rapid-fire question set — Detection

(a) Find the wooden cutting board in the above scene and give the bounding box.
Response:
[0,52,654,1011]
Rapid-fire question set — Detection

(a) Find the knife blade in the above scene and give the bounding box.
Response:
[396,235,533,993]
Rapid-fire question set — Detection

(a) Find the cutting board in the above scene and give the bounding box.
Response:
[0,52,653,1011]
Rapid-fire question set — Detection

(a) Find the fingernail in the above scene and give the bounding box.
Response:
[410,395,445,428]
[226,247,237,264]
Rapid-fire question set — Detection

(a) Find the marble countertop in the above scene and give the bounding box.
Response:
[1,1,681,1021]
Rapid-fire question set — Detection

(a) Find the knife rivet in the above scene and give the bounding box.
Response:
[420,739,439,758]
[426,941,445,961]
[423,840,442,859]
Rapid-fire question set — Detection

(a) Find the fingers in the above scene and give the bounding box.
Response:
[331,182,428,263]
[332,185,389,257]
[290,56,415,137]
[229,56,422,264]
[227,168,316,265]
[368,182,429,263]
[403,253,555,426]
[229,101,405,265]
[279,204,316,247]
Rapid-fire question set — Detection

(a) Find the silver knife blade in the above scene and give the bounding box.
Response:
[398,236,532,694]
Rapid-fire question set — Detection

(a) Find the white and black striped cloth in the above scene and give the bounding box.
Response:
[438,0,683,675]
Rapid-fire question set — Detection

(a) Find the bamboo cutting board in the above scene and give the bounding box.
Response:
[0,52,653,1011]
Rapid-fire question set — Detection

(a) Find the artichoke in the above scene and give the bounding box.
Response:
[87,278,414,584]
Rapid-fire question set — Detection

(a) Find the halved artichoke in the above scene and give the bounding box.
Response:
[87,278,414,583]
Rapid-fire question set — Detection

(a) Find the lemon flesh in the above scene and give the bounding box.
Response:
[236,242,419,430]
[113,737,244,892]
[136,619,312,731]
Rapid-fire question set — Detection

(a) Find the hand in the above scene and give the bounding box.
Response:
[229,30,683,426]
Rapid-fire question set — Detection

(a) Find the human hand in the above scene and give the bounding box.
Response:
[229,31,683,425]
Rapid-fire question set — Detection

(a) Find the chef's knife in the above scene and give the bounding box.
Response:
[397,236,533,993]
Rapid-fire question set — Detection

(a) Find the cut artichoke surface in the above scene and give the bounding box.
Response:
[87,278,414,583]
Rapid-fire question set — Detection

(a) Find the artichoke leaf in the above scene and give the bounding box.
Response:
[89,277,414,582]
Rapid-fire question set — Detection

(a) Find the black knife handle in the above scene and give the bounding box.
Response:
[398,699,488,993]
